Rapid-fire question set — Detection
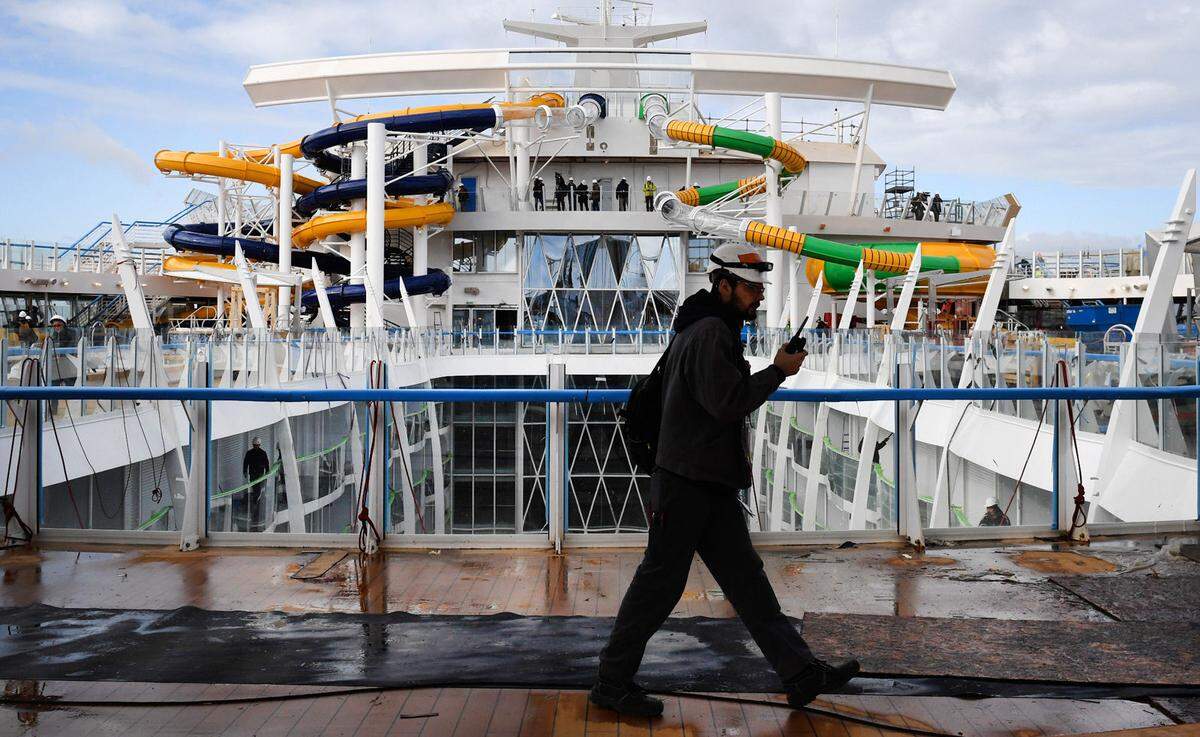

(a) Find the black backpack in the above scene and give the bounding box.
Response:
[619,346,671,475]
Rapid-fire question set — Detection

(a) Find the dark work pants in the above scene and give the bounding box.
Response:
[597,469,815,686]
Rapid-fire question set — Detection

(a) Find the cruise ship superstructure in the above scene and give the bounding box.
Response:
[2,5,1197,552]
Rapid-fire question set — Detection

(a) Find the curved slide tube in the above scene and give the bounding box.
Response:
[163,224,405,279]
[290,202,456,249]
[294,169,453,217]
[299,271,451,310]
[662,120,808,174]
[805,241,995,293]
[658,196,990,282]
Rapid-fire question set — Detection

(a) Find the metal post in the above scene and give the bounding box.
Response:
[764,92,784,329]
[277,150,295,327]
[895,356,923,548]
[11,359,40,536]
[366,123,386,329]
[181,350,208,550]
[547,361,567,552]
[349,143,367,331]
[847,84,874,215]
[365,367,387,553]
[412,143,429,328]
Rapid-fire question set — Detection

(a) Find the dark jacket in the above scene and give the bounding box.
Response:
[243,446,271,478]
[655,290,785,489]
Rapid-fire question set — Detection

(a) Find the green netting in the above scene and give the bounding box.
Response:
[137,506,170,531]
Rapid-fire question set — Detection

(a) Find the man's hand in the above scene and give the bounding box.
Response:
[772,346,807,377]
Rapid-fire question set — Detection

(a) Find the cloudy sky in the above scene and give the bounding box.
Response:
[1,0,1196,251]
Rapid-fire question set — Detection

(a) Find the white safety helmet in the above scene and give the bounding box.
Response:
[49,314,67,325]
[592,179,597,183]
[252,437,262,447]
[984,496,998,508]
[706,243,772,285]
[646,175,652,181]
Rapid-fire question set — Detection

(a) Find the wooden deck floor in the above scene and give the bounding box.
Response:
[0,539,1192,736]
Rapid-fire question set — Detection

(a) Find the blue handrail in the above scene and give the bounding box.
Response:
[3,385,1200,403]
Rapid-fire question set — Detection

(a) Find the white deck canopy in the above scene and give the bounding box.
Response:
[243,48,955,109]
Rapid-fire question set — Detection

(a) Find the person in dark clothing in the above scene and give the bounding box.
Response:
[979,497,1011,526]
[532,177,545,210]
[456,183,470,212]
[554,174,568,210]
[16,314,36,348]
[240,437,272,532]
[615,177,629,211]
[590,179,601,211]
[931,193,943,222]
[575,180,589,211]
[566,178,577,211]
[591,243,859,718]
[46,315,77,415]
[911,192,926,221]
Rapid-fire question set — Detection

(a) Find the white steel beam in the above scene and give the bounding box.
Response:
[277,150,295,326]
[349,143,367,331]
[366,123,386,329]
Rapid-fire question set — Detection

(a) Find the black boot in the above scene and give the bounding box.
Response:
[589,680,664,717]
[786,659,861,708]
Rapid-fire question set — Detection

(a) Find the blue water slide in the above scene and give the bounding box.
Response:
[299,108,499,159]
[163,224,415,279]
[300,270,451,309]
[294,169,454,216]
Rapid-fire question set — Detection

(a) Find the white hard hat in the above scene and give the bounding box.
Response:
[252,437,262,446]
[50,314,67,325]
[706,243,772,285]
[592,179,597,183]
[646,175,652,181]
[985,496,998,507]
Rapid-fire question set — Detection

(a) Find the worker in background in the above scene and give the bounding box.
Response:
[931,193,943,222]
[592,243,859,717]
[241,437,272,532]
[46,315,77,415]
[590,179,601,211]
[456,182,470,212]
[616,177,629,211]
[643,176,657,211]
[532,176,545,211]
[575,179,589,211]
[567,177,577,211]
[16,312,36,348]
[979,497,1011,526]
[554,173,568,211]
[911,192,926,221]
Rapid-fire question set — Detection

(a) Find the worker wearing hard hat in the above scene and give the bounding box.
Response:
[45,315,78,414]
[642,176,657,211]
[979,496,1011,526]
[592,243,859,717]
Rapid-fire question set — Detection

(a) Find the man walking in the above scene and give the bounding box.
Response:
[240,437,272,532]
[591,243,859,717]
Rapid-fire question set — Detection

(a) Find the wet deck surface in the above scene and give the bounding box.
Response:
[0,534,1195,735]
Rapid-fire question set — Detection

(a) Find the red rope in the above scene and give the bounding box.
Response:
[356,361,384,554]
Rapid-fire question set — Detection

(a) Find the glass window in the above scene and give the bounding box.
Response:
[452,236,476,272]
[484,232,518,272]
[687,236,724,273]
